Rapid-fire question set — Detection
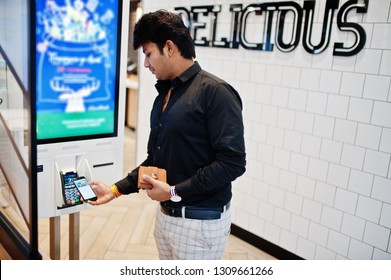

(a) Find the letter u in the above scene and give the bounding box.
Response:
[302,0,340,54]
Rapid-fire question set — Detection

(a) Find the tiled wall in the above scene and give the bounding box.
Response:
[137,0,391,259]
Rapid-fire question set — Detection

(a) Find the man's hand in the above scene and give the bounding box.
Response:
[87,180,116,205]
[141,174,171,202]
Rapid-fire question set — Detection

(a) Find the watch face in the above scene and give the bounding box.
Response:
[170,195,182,202]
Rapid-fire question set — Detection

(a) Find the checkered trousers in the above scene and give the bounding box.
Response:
[153,206,231,260]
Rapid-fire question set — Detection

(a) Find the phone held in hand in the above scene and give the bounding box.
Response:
[73,176,97,202]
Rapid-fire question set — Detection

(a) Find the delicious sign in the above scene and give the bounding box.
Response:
[175,0,368,56]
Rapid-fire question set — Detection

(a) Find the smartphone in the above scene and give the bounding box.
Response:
[60,171,82,206]
[72,176,97,202]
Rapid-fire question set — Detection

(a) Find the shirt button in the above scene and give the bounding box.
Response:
[159,123,162,127]
[157,146,161,150]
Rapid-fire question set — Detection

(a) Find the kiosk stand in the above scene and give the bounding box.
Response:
[50,212,79,260]
[33,0,129,259]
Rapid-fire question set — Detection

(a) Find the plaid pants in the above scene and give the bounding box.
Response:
[153,205,231,260]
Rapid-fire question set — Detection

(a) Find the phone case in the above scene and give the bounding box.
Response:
[138,166,167,189]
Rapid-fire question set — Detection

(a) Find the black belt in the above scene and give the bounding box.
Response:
[160,202,230,220]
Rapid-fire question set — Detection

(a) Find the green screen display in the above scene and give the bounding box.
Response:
[35,0,121,143]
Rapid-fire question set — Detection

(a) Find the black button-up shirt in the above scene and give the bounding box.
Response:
[116,61,246,208]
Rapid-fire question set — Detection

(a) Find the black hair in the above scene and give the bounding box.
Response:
[133,10,196,59]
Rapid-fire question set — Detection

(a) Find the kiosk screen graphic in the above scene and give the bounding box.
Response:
[35,0,121,143]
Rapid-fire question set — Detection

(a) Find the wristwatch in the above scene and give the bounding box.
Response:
[170,186,182,202]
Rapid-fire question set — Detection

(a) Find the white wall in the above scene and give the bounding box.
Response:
[136,0,391,259]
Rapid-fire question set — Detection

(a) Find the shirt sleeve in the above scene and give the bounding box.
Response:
[114,168,139,195]
[115,118,157,195]
[115,156,153,195]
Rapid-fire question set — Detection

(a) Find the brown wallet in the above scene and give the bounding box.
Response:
[138,166,167,189]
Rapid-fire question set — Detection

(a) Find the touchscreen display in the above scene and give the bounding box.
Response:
[35,0,121,143]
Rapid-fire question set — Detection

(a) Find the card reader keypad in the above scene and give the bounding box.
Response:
[64,185,81,205]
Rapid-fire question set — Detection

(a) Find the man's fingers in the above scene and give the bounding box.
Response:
[142,174,157,183]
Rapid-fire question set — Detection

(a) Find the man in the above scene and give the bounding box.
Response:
[89,10,246,260]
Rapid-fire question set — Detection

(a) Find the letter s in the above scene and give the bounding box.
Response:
[333,0,368,56]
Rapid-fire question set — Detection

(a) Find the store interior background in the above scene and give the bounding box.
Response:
[137,0,391,260]
[1,0,391,260]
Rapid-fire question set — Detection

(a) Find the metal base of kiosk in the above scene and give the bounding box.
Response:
[50,212,80,260]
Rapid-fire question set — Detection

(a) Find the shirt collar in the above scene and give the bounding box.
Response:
[155,61,201,95]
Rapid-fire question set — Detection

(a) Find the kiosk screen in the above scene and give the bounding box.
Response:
[35,0,122,144]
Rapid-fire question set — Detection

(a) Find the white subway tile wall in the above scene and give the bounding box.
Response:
[139,0,391,259]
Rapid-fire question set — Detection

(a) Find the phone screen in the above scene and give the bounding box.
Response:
[73,177,97,201]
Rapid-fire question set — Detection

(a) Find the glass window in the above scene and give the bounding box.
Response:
[0,52,31,237]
